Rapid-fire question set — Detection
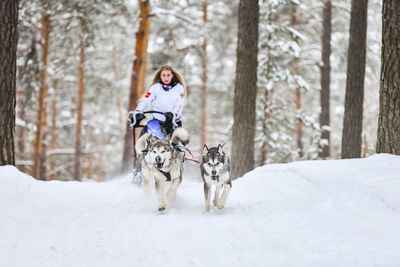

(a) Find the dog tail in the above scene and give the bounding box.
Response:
[172,127,190,146]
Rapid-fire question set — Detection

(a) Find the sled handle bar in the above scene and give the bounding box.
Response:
[127,110,178,128]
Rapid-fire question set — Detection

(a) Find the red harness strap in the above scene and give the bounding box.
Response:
[184,147,201,164]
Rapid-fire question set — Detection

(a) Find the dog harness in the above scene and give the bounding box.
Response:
[158,169,171,182]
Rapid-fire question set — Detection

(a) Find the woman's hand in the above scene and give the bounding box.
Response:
[131,112,145,126]
[164,112,174,123]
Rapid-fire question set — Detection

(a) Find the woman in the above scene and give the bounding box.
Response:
[134,65,186,135]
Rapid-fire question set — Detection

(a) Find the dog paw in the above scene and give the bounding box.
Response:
[216,202,225,209]
[213,199,218,206]
[158,204,166,212]
[205,205,210,212]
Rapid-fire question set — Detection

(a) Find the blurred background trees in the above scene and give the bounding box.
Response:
[13,0,385,180]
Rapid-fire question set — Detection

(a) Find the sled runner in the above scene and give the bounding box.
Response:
[127,110,178,185]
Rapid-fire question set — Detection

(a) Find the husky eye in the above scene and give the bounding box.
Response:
[161,150,165,153]
[152,150,156,154]
[208,163,212,167]
[215,162,220,166]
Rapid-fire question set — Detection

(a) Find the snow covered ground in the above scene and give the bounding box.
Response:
[1,154,400,267]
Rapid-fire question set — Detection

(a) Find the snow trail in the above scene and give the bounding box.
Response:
[1,154,400,267]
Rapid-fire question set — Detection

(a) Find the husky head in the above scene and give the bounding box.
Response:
[147,137,173,170]
[202,144,226,181]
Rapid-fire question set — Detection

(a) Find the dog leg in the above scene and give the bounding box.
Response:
[143,178,151,195]
[166,179,181,202]
[204,183,212,212]
[142,169,154,195]
[217,183,231,209]
[155,180,166,211]
[213,183,223,206]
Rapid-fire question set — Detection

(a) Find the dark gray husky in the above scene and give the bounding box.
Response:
[200,144,232,212]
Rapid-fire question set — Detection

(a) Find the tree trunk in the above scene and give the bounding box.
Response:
[0,0,19,166]
[17,92,25,170]
[17,38,39,173]
[32,11,51,179]
[71,97,76,118]
[376,0,400,155]
[319,0,332,159]
[74,19,86,182]
[341,0,368,159]
[49,80,58,180]
[122,0,150,173]
[231,0,259,179]
[97,132,105,182]
[201,1,208,147]
[291,5,303,158]
[259,7,273,166]
[17,39,37,167]
[87,128,94,179]
[363,135,370,157]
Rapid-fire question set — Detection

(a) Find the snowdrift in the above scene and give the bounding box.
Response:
[1,154,400,267]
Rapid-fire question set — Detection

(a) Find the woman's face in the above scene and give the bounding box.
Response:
[160,70,173,85]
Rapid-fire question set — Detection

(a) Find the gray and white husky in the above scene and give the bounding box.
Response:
[135,128,189,211]
[201,144,232,212]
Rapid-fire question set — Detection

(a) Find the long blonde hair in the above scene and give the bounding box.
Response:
[145,65,187,104]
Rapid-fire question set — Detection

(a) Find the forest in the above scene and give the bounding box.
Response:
[1,0,399,181]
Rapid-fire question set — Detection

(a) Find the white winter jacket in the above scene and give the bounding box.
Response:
[135,82,185,122]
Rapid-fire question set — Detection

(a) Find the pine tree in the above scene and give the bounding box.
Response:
[0,0,19,166]
[319,0,332,159]
[17,0,132,180]
[341,0,368,159]
[291,4,304,158]
[231,0,259,179]
[74,18,86,182]
[32,9,51,180]
[122,0,150,173]
[256,0,306,164]
[376,0,400,155]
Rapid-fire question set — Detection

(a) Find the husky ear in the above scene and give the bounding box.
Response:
[203,144,209,155]
[146,137,152,148]
[217,144,223,154]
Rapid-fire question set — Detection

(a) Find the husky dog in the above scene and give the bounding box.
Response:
[136,128,189,211]
[201,144,231,212]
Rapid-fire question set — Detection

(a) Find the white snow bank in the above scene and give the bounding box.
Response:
[1,154,400,267]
